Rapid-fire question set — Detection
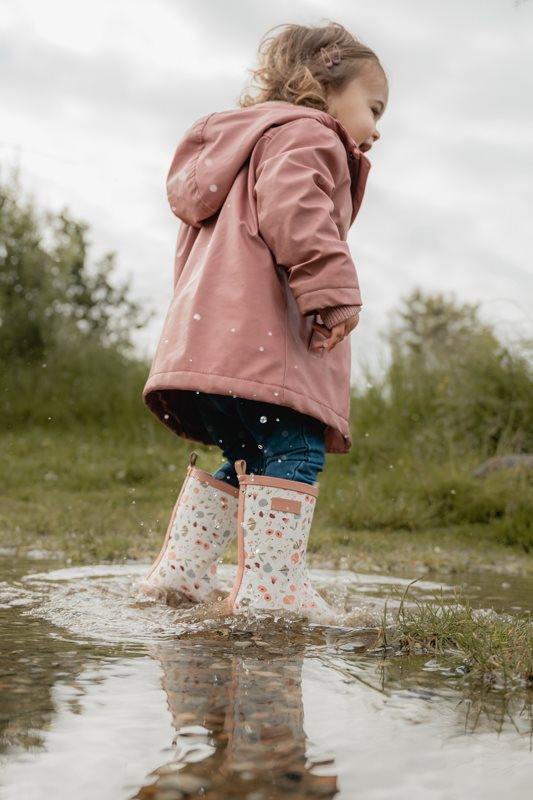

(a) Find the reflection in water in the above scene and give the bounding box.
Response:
[0,611,84,755]
[135,643,338,799]
[0,559,531,800]
[317,650,533,739]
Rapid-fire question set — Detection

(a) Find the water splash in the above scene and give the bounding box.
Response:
[1,564,461,649]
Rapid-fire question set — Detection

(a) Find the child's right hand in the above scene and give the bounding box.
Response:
[310,314,360,352]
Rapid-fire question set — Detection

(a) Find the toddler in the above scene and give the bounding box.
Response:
[139,21,388,619]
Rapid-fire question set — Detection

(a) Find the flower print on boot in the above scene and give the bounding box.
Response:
[227,459,336,622]
[138,452,239,604]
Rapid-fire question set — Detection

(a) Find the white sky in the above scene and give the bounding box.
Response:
[2,0,533,383]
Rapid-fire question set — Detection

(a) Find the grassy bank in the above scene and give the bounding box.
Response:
[386,579,533,688]
[4,290,532,570]
[2,423,532,576]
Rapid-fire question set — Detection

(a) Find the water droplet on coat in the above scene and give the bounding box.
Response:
[209,183,218,192]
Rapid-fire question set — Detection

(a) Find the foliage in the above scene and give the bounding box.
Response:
[0,166,152,362]
[351,288,533,458]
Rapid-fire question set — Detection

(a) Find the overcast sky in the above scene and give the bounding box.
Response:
[2,0,532,383]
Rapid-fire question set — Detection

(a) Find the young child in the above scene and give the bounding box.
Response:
[139,21,388,619]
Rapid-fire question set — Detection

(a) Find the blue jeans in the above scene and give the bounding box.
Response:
[193,393,326,488]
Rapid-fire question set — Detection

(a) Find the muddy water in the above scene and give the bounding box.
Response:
[0,557,531,800]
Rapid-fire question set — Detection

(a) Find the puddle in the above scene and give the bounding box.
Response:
[0,557,531,799]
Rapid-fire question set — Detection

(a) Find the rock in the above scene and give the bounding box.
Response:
[471,454,533,478]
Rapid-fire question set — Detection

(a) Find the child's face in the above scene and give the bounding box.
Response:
[325,61,388,153]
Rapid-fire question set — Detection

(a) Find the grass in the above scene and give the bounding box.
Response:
[319,580,533,724]
[377,578,533,690]
[2,423,532,578]
[2,289,533,569]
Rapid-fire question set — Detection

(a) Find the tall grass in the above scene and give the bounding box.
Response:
[2,287,532,553]
[1,343,151,437]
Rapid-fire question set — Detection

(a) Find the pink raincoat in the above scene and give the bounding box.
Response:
[143,100,372,453]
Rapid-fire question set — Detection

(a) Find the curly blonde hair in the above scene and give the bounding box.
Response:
[238,20,387,111]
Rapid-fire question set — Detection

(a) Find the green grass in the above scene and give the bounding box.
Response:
[379,579,533,689]
[320,445,533,554]
[2,423,532,576]
[2,288,533,569]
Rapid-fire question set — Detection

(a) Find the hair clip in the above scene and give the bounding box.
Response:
[320,43,341,69]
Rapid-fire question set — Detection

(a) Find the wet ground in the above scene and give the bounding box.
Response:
[0,555,532,800]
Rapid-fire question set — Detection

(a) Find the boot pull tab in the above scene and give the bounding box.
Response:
[189,451,198,468]
[234,459,247,479]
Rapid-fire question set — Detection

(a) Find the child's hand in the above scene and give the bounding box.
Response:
[311,314,360,352]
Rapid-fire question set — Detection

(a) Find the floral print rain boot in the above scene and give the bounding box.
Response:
[139,451,239,604]
[227,459,334,620]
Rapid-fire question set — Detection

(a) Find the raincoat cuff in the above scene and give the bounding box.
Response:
[319,305,361,330]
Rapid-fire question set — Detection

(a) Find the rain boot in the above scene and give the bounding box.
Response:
[139,451,239,603]
[227,458,334,619]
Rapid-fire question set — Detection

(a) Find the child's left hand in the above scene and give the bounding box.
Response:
[311,314,360,352]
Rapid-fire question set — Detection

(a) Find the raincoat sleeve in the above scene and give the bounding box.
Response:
[254,119,363,317]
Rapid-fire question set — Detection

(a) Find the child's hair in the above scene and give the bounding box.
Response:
[238,20,387,112]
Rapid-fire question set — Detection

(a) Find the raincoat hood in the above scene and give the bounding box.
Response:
[166,100,371,229]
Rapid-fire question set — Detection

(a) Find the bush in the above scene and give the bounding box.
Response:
[350,288,533,460]
[0,166,154,433]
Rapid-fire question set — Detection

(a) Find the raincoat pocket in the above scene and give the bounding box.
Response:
[307,313,325,358]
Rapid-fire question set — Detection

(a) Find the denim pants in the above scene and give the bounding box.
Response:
[193,392,327,488]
